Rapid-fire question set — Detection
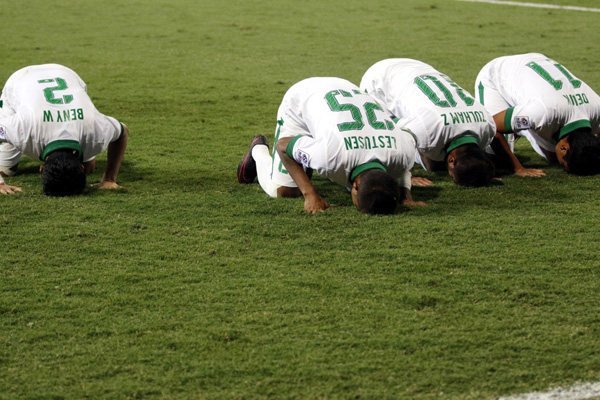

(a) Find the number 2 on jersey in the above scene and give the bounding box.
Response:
[324,89,394,132]
[38,77,74,105]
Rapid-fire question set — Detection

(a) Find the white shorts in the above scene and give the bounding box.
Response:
[269,101,311,189]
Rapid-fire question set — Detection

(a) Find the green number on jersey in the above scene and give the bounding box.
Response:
[526,61,582,90]
[38,77,74,105]
[324,90,394,132]
[324,90,364,131]
[414,74,474,108]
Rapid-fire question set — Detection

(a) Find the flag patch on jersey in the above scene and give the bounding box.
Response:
[296,149,311,169]
[0,125,6,140]
[514,116,531,130]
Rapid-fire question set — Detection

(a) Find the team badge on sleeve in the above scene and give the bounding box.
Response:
[514,116,531,130]
[0,125,6,140]
[296,149,311,169]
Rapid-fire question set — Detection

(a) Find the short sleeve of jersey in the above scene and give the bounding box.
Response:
[79,112,123,162]
[505,98,550,133]
[97,113,123,142]
[286,134,329,171]
[0,112,31,151]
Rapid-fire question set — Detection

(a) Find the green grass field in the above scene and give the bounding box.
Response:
[1,0,600,398]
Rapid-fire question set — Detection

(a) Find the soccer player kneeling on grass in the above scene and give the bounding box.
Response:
[237,77,422,215]
[0,64,128,196]
[360,58,496,188]
[475,53,600,176]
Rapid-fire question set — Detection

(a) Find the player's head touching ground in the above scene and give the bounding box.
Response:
[557,130,600,176]
[447,143,495,187]
[41,149,86,196]
[352,169,399,215]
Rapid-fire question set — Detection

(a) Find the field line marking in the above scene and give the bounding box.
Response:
[497,381,600,400]
[456,0,600,12]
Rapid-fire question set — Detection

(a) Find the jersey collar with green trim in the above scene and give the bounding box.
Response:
[553,119,592,141]
[446,135,478,154]
[350,161,387,183]
[39,140,83,162]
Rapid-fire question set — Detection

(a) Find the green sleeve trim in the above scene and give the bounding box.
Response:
[478,82,485,106]
[556,119,591,141]
[285,135,303,159]
[116,122,124,141]
[446,135,479,154]
[504,107,515,133]
[350,161,387,183]
[40,140,83,162]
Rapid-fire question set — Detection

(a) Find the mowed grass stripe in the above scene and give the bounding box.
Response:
[498,381,600,400]
[457,0,600,12]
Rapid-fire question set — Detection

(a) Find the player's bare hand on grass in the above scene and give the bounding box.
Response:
[411,176,434,187]
[304,193,330,214]
[515,167,546,177]
[0,183,22,194]
[91,180,122,190]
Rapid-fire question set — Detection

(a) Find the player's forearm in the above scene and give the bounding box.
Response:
[490,132,523,172]
[279,151,318,199]
[420,153,445,172]
[399,186,413,204]
[491,111,524,170]
[102,128,128,182]
[275,137,320,199]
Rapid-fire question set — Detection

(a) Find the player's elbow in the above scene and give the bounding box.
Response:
[275,139,287,157]
[120,123,130,140]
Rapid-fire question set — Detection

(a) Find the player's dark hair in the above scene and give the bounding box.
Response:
[563,131,600,176]
[451,144,495,187]
[41,150,86,196]
[356,169,398,215]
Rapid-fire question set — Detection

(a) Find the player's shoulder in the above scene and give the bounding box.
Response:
[18,63,75,74]
[286,77,361,100]
[366,58,435,78]
[493,52,549,68]
[10,64,81,84]
[368,58,430,70]
[292,76,354,88]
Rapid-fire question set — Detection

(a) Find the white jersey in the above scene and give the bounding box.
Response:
[0,64,123,162]
[275,77,417,189]
[476,53,600,153]
[361,58,495,162]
